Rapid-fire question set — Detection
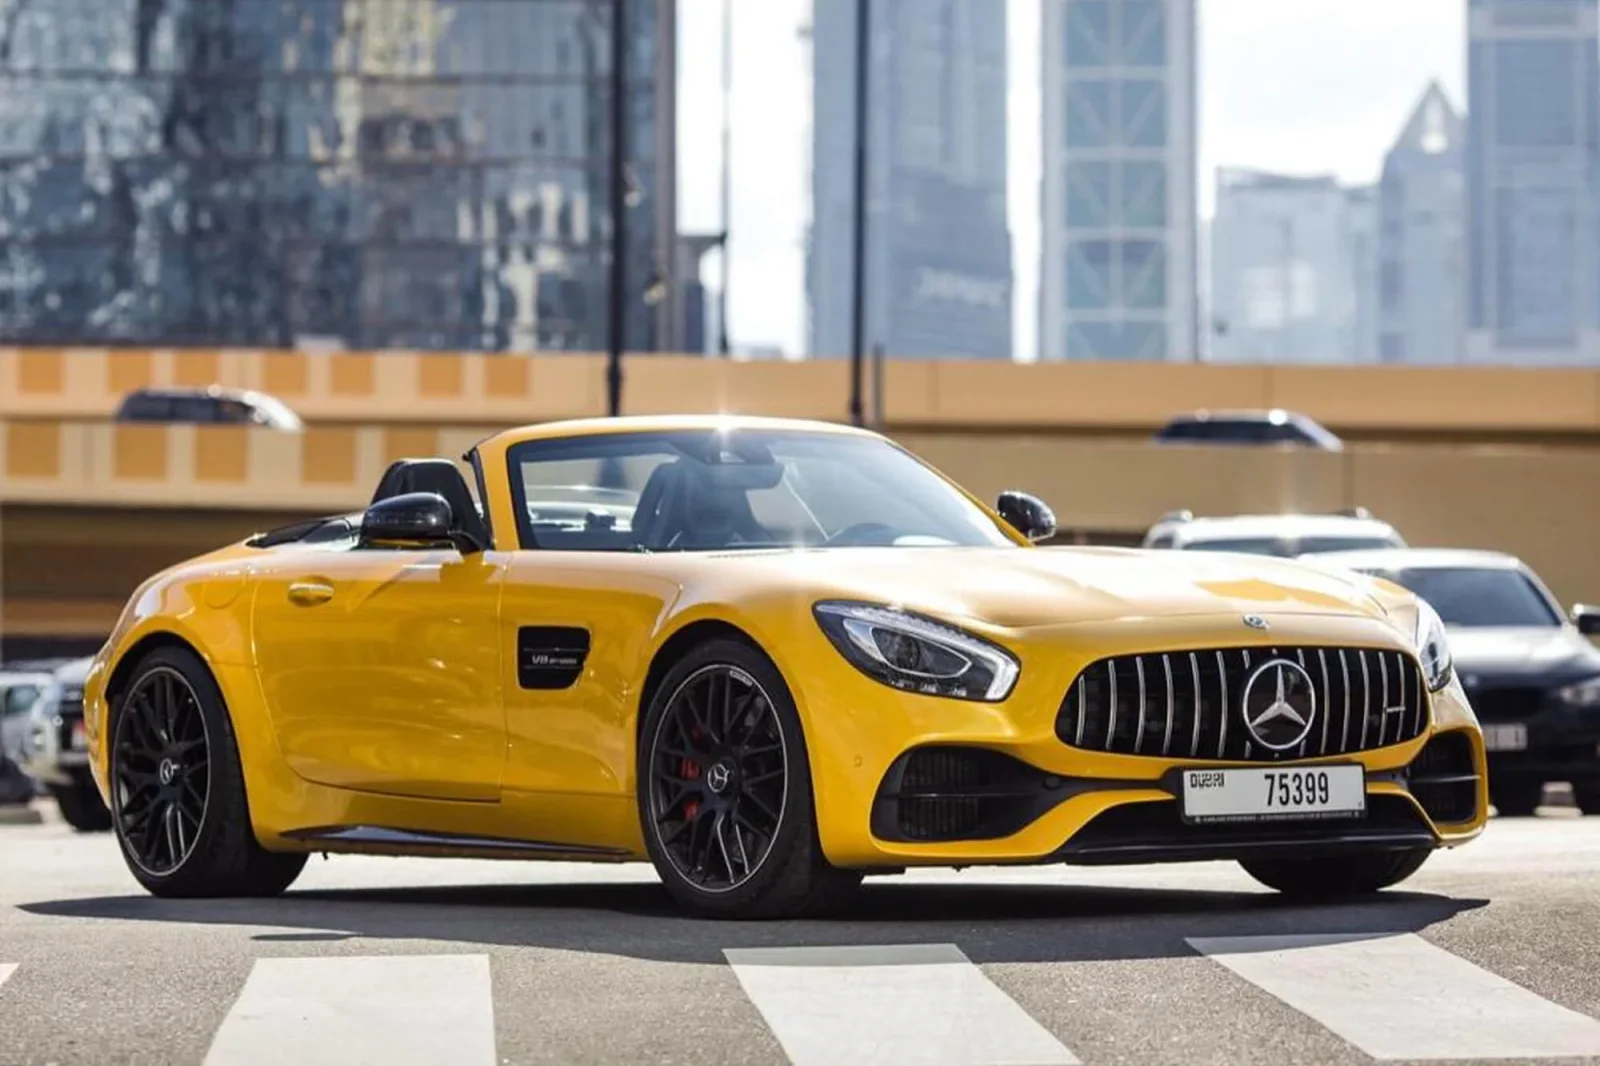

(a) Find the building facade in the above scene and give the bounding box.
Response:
[1466,0,1600,364]
[1378,82,1467,364]
[808,0,1012,360]
[0,0,677,353]
[1039,0,1198,362]
[1208,169,1377,364]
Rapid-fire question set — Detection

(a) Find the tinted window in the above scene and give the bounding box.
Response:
[1363,567,1562,628]
[1183,534,1400,557]
[1183,537,1291,556]
[1298,536,1404,555]
[3,685,40,717]
[508,431,1017,552]
[115,394,173,421]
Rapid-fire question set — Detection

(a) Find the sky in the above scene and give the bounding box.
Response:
[675,0,1468,360]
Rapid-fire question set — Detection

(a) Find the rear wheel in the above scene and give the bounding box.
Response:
[1490,777,1543,817]
[638,638,860,919]
[110,646,306,898]
[1572,780,1600,816]
[51,775,112,832]
[1240,847,1432,898]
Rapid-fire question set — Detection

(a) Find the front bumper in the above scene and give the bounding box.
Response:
[1472,694,1600,781]
[778,617,1487,869]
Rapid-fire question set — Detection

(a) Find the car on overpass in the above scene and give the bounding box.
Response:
[1142,509,1406,557]
[80,416,1483,918]
[1154,408,1343,450]
[114,385,303,431]
[1308,548,1600,817]
[15,657,112,831]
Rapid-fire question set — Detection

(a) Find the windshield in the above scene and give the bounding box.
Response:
[507,430,1017,552]
[1183,535,1399,557]
[1360,567,1562,628]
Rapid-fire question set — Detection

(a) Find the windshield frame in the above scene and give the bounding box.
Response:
[503,429,1023,553]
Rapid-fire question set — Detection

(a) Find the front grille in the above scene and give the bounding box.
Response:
[1462,686,1544,721]
[1056,646,1428,763]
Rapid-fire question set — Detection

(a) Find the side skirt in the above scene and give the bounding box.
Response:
[280,824,637,863]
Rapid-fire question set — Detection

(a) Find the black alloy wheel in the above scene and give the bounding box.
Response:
[647,663,788,893]
[113,666,211,876]
[638,638,861,919]
[111,646,306,898]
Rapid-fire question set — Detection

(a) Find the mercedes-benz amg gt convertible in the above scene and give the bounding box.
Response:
[82,416,1485,918]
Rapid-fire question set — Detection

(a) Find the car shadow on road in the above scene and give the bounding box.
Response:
[22,876,1490,966]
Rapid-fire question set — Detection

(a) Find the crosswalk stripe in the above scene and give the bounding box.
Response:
[1189,932,1600,1061]
[202,954,497,1066]
[0,963,15,991]
[724,944,1079,1066]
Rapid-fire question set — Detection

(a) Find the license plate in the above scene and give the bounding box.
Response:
[1483,723,1528,752]
[70,722,88,750]
[1181,765,1366,824]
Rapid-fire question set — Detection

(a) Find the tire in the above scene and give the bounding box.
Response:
[637,637,861,919]
[51,777,112,832]
[108,645,306,898]
[1491,777,1543,817]
[1239,847,1432,898]
[1572,781,1600,816]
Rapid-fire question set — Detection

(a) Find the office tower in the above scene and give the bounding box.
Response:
[1378,82,1467,364]
[1039,0,1198,361]
[0,0,677,353]
[1466,0,1600,364]
[1209,169,1377,364]
[808,0,1013,359]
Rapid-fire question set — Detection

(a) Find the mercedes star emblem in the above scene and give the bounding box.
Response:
[1240,659,1318,751]
[704,762,732,795]
[1243,614,1269,630]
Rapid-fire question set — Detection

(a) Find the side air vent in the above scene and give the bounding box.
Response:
[516,627,590,690]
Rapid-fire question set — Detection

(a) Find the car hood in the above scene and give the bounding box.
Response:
[1448,627,1600,684]
[727,546,1392,630]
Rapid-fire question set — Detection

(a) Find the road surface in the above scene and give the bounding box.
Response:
[3,804,1599,1065]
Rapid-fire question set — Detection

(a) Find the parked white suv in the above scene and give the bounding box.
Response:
[1142,509,1406,557]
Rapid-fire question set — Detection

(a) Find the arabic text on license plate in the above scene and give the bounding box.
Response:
[1482,723,1528,752]
[1181,765,1366,824]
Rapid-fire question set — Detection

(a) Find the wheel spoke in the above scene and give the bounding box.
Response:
[740,788,781,825]
[712,811,738,882]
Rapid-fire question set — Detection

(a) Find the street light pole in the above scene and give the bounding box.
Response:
[607,0,628,416]
[719,0,733,357]
[847,0,870,427]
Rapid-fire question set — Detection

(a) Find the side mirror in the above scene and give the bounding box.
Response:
[1573,604,1600,636]
[360,492,460,550]
[996,490,1057,543]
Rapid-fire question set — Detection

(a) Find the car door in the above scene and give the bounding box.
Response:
[251,546,508,802]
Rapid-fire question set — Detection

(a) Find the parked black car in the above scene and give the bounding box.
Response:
[1313,549,1600,816]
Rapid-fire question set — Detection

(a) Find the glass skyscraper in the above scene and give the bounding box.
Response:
[1039,0,1197,361]
[808,0,1013,360]
[1466,0,1600,364]
[0,0,676,353]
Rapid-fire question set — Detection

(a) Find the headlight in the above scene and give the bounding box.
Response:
[1558,676,1600,707]
[1413,598,1453,692]
[813,601,1020,702]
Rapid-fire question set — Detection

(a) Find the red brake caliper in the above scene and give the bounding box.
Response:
[682,726,701,820]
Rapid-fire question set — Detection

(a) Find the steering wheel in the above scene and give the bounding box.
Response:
[823,522,900,547]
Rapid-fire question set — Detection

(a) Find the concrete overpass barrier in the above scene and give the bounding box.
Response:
[9,348,1600,439]
[5,419,1600,647]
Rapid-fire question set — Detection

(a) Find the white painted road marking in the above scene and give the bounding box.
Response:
[202,954,497,1066]
[1189,932,1600,1061]
[0,963,15,990]
[724,943,1079,1066]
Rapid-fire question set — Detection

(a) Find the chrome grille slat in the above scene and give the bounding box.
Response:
[1160,654,1175,756]
[1188,652,1202,757]
[1057,645,1426,764]
[1133,658,1147,753]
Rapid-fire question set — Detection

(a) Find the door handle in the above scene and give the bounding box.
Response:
[287,581,334,606]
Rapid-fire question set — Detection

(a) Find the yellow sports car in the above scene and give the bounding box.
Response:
[82,416,1485,918]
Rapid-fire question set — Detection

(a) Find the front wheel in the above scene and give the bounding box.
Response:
[109,646,306,898]
[637,638,860,919]
[1239,847,1432,898]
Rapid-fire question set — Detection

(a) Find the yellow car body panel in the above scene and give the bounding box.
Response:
[83,415,1487,875]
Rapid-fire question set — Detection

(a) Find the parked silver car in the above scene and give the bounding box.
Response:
[1,670,52,804]
[16,658,111,831]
